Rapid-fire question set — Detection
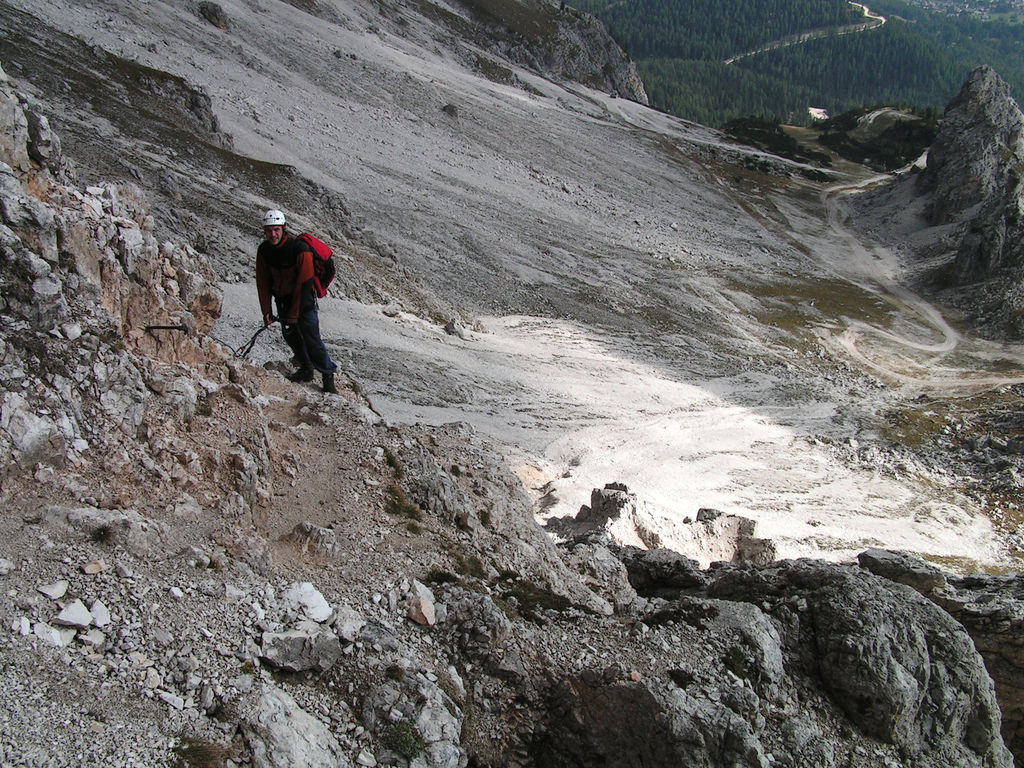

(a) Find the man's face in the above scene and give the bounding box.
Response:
[264,225,284,245]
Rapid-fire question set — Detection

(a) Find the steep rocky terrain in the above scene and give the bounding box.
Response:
[1,80,1021,766]
[5,0,1024,766]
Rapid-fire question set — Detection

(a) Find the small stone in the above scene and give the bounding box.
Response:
[145,668,163,689]
[130,652,154,668]
[90,599,111,627]
[34,621,75,647]
[406,580,436,627]
[200,684,217,713]
[230,674,253,693]
[0,558,14,575]
[281,582,333,623]
[334,605,366,643]
[79,628,106,648]
[356,750,377,766]
[54,599,93,629]
[225,585,246,602]
[38,580,68,600]
[169,586,185,600]
[82,559,105,575]
[158,690,185,710]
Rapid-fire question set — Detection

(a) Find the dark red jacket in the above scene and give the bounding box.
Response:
[255,234,315,322]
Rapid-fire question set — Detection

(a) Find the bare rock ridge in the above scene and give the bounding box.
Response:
[0,58,1022,768]
[913,65,1024,335]
[461,0,649,103]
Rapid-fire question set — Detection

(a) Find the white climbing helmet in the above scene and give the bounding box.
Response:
[262,209,286,227]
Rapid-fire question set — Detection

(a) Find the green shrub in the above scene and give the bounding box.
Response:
[382,722,425,760]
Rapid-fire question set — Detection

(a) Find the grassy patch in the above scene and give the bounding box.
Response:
[173,739,232,768]
[381,722,425,760]
[496,573,576,621]
[424,568,461,586]
[385,483,422,521]
[383,448,402,476]
[453,553,486,579]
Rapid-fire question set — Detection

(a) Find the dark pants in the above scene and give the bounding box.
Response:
[275,294,337,375]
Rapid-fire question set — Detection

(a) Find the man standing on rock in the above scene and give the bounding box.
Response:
[255,209,338,394]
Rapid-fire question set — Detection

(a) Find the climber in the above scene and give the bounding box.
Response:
[255,208,338,394]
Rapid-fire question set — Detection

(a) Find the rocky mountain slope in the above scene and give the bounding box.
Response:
[5,0,1024,766]
[1,78,1021,766]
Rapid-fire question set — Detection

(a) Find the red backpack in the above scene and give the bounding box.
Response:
[297,233,336,299]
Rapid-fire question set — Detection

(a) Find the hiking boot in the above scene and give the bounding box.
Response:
[287,365,314,383]
[322,373,338,394]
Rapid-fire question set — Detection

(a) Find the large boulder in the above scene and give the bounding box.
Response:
[707,560,1013,768]
[243,685,352,768]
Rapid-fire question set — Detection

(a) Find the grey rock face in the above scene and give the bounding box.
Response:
[917,66,1024,321]
[561,484,776,567]
[935,572,1024,763]
[708,560,1013,768]
[536,677,706,767]
[919,67,1024,230]
[454,0,647,104]
[244,684,353,768]
[857,548,948,594]
[43,505,168,556]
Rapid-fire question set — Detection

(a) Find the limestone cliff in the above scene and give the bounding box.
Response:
[453,0,648,103]
[916,66,1024,335]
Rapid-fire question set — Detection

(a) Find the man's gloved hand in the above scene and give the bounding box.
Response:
[263,313,276,326]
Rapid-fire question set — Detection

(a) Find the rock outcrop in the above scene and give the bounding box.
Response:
[550,482,776,567]
[859,549,1024,764]
[914,66,1024,335]
[456,0,648,103]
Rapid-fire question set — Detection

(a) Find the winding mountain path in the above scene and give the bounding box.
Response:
[815,176,1024,395]
[724,2,885,64]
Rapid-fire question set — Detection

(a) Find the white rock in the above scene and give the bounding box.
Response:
[158,690,185,710]
[406,580,436,627]
[90,599,111,627]
[230,674,254,693]
[33,621,75,647]
[130,651,154,668]
[356,750,377,766]
[243,684,350,768]
[54,599,93,629]
[79,628,106,648]
[225,584,246,602]
[18,617,31,636]
[0,557,14,575]
[38,580,68,600]
[282,582,333,623]
[333,605,366,643]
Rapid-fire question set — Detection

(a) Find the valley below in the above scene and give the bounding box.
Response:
[218,151,1024,571]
